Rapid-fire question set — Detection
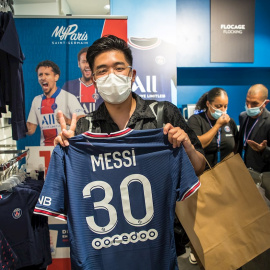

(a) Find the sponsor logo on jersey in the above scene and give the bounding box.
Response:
[12,208,22,219]
[51,24,88,45]
[42,114,57,127]
[92,229,158,250]
[224,126,231,132]
[38,196,52,206]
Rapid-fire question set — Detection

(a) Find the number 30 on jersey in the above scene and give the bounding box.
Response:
[83,174,154,234]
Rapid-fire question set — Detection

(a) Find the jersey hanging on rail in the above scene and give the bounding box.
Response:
[34,128,200,270]
[128,37,176,103]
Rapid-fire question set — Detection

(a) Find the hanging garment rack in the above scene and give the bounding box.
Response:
[0,149,28,171]
[0,0,14,14]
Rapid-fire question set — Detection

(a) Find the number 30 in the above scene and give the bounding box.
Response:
[83,174,154,234]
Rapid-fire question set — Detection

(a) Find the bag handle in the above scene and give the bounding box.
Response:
[203,152,235,173]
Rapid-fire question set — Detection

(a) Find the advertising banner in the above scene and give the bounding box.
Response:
[14,16,127,148]
[211,0,255,62]
[17,17,127,269]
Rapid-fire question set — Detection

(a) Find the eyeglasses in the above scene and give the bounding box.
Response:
[93,65,132,80]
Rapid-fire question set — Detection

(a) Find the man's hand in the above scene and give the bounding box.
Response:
[247,140,267,152]
[54,110,77,147]
[163,123,192,149]
[163,123,205,175]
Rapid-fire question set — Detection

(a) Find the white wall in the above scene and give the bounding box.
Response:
[13,0,71,16]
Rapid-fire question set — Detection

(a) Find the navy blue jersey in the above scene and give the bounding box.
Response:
[0,11,27,140]
[34,128,200,270]
[0,187,41,268]
[129,37,176,102]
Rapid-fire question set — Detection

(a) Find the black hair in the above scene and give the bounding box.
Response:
[35,60,60,76]
[86,35,133,71]
[195,87,227,111]
[77,47,89,61]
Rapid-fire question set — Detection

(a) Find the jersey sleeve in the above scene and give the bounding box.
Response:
[174,146,201,201]
[34,146,67,221]
[27,96,39,125]
[66,92,85,117]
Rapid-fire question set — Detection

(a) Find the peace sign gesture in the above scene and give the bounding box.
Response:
[54,110,77,147]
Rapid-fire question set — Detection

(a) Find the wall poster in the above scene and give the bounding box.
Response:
[15,16,127,148]
[15,16,127,270]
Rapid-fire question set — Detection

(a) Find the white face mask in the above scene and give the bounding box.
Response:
[96,73,132,104]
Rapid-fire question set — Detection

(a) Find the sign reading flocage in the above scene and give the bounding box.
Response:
[211,0,255,63]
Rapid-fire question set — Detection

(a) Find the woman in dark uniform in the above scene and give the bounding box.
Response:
[188,87,239,169]
[187,87,239,268]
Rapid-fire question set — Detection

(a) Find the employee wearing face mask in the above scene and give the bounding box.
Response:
[188,87,239,170]
[238,84,270,173]
[55,35,206,176]
[187,87,239,268]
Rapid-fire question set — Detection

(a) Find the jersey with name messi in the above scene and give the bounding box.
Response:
[34,128,200,270]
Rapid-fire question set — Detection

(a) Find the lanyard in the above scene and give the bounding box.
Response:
[241,117,259,160]
[205,113,221,163]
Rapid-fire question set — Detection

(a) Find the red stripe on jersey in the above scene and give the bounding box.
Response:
[101,19,127,42]
[181,181,201,201]
[81,83,96,103]
[41,98,56,114]
[34,208,67,220]
[43,129,58,146]
[83,128,132,138]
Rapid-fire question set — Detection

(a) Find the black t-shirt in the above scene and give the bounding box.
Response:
[188,112,239,169]
[76,93,204,156]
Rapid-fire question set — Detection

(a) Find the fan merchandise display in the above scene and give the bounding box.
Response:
[27,87,85,146]
[0,178,51,269]
[0,11,27,140]
[62,79,103,114]
[34,128,200,270]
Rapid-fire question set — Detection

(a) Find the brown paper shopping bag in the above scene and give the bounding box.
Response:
[176,153,270,270]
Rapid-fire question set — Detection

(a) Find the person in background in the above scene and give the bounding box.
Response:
[62,47,103,114]
[238,84,270,173]
[55,35,205,176]
[26,60,85,146]
[188,87,239,169]
[187,87,239,267]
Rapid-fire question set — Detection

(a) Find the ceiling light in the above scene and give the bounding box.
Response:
[104,4,110,10]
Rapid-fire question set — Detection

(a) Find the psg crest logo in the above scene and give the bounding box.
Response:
[12,208,22,219]
[51,103,58,110]
[224,126,231,132]
[92,93,100,100]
